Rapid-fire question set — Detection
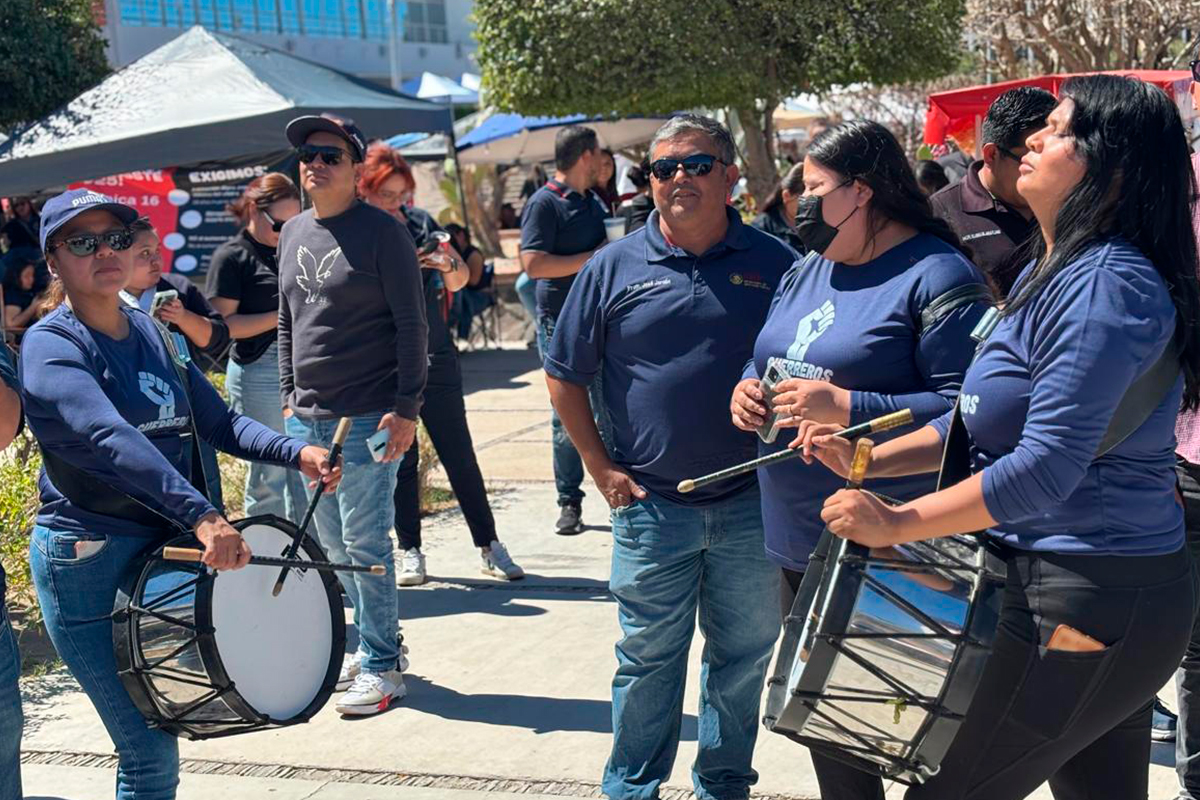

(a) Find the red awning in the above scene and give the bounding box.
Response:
[924,70,1192,155]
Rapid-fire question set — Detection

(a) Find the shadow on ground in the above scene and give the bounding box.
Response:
[389,673,698,739]
[458,349,542,395]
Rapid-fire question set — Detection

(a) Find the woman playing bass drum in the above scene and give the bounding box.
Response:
[794,74,1200,799]
[21,190,341,800]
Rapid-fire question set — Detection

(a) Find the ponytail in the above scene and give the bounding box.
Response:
[36,276,65,318]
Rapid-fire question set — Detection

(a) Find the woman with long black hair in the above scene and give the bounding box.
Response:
[729,119,990,798]
[798,74,1200,798]
[750,162,806,253]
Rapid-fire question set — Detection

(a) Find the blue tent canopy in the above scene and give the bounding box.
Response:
[456,113,671,165]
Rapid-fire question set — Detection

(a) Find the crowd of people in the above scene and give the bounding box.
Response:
[0,67,1199,800]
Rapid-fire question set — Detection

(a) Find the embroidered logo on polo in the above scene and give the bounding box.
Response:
[136,372,189,432]
[729,272,771,291]
[296,245,342,304]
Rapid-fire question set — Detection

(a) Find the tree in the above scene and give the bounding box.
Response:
[474,0,967,203]
[0,0,110,134]
[967,0,1200,80]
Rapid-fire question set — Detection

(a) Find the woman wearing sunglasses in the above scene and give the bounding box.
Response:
[357,142,524,585]
[205,173,307,522]
[792,74,1200,800]
[21,189,339,800]
[729,120,989,798]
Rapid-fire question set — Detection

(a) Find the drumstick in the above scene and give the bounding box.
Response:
[846,437,874,489]
[163,547,386,576]
[676,408,912,494]
[273,417,353,597]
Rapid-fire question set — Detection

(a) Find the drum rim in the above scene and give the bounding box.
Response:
[112,514,347,739]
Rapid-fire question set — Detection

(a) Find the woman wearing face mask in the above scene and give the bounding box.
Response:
[21,189,339,800]
[750,162,806,253]
[791,73,1200,800]
[205,173,307,522]
[729,120,990,798]
[357,143,524,585]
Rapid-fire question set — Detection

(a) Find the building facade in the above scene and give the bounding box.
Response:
[99,0,477,85]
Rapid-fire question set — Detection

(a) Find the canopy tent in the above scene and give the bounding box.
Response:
[924,70,1191,155]
[400,71,479,105]
[456,113,671,165]
[0,26,451,196]
[773,97,828,131]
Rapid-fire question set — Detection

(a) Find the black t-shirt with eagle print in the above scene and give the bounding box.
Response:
[277,201,428,420]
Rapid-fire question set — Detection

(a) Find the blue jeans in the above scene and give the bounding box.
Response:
[286,412,401,673]
[0,597,21,800]
[536,311,610,506]
[30,527,179,800]
[604,486,780,800]
[226,342,304,522]
[515,271,538,323]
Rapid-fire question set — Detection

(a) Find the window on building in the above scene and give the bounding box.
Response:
[214,0,235,30]
[403,0,446,44]
[254,0,279,32]
[196,0,217,27]
[119,0,144,25]
[363,0,388,40]
[278,0,302,32]
[162,0,197,27]
[343,0,363,37]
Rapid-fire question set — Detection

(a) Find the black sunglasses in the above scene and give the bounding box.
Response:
[296,144,354,166]
[48,228,133,256]
[649,153,727,181]
[261,209,286,233]
[1191,60,1200,83]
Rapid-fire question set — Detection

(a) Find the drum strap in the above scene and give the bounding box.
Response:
[40,311,212,530]
[937,306,1181,491]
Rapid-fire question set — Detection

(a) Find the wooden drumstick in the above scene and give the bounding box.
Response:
[164,547,386,576]
[273,416,353,597]
[676,408,911,494]
[846,437,874,489]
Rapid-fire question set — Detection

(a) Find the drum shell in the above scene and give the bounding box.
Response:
[764,520,1004,784]
[112,514,346,739]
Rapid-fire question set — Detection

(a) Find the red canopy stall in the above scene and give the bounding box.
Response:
[924,70,1192,155]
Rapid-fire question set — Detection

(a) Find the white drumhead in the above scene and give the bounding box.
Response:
[211,522,335,719]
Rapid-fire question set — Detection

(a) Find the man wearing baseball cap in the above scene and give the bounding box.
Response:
[278,113,428,716]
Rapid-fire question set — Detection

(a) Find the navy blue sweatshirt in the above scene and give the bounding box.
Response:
[930,240,1183,555]
[21,305,305,538]
[747,234,987,569]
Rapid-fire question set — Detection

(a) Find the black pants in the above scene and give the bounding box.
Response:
[1175,459,1200,799]
[394,353,496,551]
[786,542,1195,799]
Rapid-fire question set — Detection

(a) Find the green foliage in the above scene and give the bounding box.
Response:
[0,433,45,616]
[0,0,111,133]
[474,0,965,117]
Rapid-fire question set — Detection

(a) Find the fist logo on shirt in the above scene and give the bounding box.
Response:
[786,300,836,361]
[138,372,177,420]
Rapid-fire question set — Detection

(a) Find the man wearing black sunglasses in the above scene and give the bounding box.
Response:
[930,86,1056,298]
[544,114,798,800]
[277,113,427,717]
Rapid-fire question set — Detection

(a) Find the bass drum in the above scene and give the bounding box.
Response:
[764,526,1005,784]
[113,514,346,739]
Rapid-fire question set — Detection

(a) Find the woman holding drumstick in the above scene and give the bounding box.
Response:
[728,121,989,798]
[796,75,1200,799]
[21,189,341,800]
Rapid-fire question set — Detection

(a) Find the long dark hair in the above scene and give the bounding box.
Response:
[806,120,965,254]
[1007,75,1200,411]
[760,163,805,215]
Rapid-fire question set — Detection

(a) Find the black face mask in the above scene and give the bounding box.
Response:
[794,183,857,255]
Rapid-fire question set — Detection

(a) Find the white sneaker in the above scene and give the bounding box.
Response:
[336,646,409,690]
[335,669,406,716]
[482,541,525,580]
[398,548,427,586]
[336,651,363,690]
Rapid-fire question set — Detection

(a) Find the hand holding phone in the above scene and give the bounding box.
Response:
[757,360,788,443]
[150,289,179,316]
[366,428,390,462]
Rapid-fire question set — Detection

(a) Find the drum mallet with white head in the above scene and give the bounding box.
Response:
[163,547,387,576]
[676,408,912,494]
[274,416,353,597]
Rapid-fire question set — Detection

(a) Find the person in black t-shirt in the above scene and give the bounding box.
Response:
[1,197,40,251]
[445,222,493,340]
[750,162,805,254]
[2,253,40,334]
[620,160,654,234]
[205,173,308,523]
[358,143,524,586]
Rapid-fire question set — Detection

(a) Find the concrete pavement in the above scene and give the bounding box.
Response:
[18,346,1181,799]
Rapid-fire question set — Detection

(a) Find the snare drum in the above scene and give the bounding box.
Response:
[113,515,346,739]
[764,527,1005,784]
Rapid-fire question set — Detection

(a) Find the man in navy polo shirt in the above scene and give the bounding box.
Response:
[545,115,797,800]
[520,125,608,535]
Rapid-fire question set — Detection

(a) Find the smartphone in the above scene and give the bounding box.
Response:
[757,359,789,444]
[150,289,178,315]
[366,428,390,462]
